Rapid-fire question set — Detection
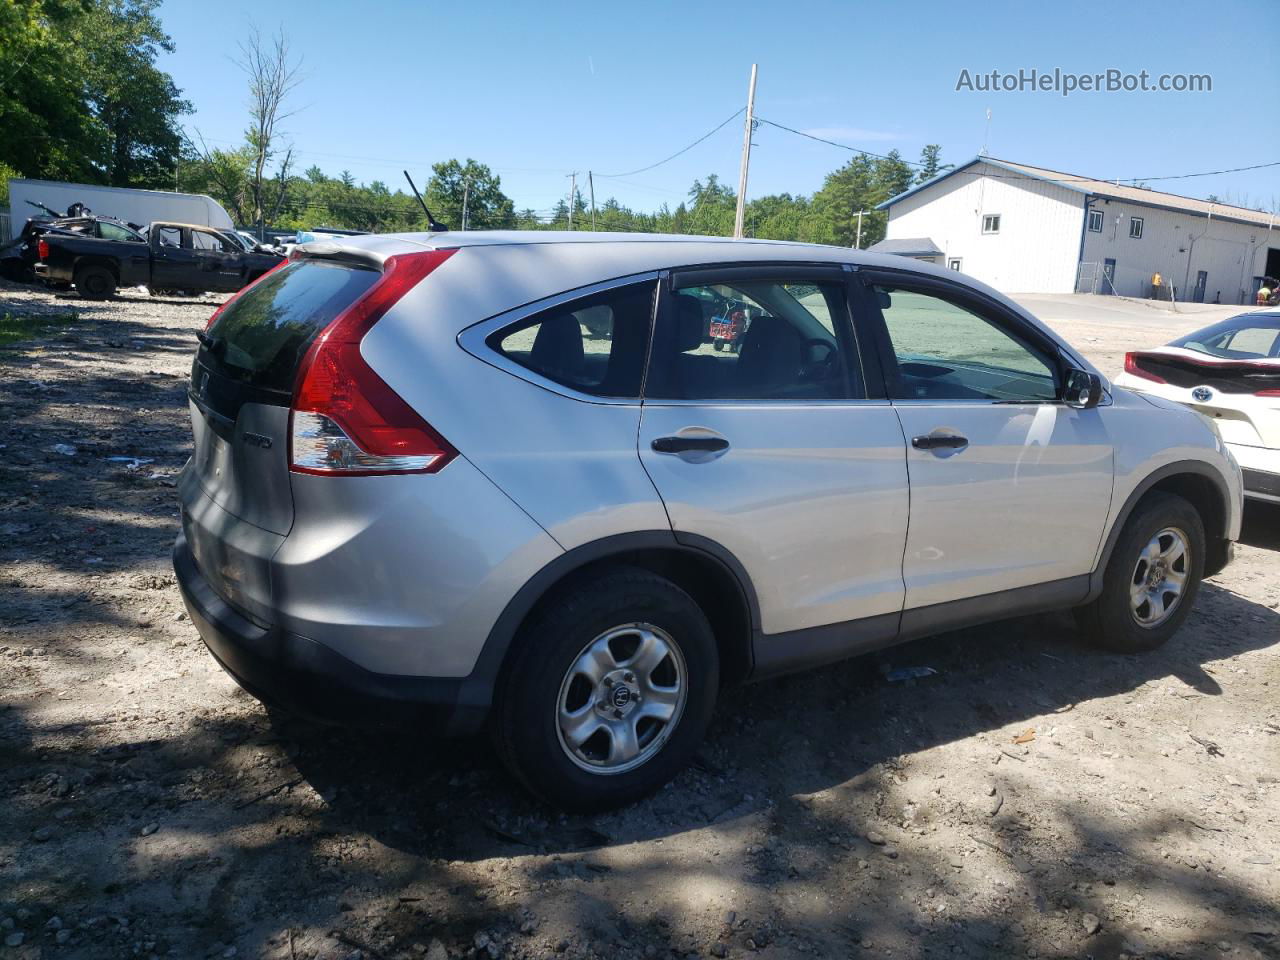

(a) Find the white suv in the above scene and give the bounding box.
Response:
[174,232,1242,810]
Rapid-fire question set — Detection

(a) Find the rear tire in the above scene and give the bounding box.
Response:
[74,264,116,300]
[493,567,718,811]
[1075,492,1204,653]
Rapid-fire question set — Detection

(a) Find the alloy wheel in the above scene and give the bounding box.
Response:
[555,623,687,775]
[1129,526,1190,628]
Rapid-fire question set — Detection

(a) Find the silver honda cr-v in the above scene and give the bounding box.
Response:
[175,232,1242,810]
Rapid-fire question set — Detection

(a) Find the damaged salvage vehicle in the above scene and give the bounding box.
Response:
[34,220,284,299]
[173,231,1243,810]
[0,211,145,285]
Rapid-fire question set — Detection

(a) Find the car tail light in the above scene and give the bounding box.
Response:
[1256,388,1280,398]
[1123,352,1166,384]
[290,249,457,476]
[203,258,290,330]
[37,239,49,260]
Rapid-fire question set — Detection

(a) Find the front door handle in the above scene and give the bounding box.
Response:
[652,436,730,455]
[911,434,968,450]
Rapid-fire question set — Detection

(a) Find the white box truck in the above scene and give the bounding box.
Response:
[6,179,235,240]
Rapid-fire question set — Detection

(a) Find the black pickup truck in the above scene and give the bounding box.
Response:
[1,214,144,284]
[35,221,284,299]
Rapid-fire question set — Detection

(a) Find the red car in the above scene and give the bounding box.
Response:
[709,306,749,352]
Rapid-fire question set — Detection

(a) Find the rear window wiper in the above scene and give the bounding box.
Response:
[195,330,226,357]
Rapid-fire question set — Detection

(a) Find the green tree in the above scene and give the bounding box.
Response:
[82,0,191,186]
[874,149,914,202]
[178,138,252,223]
[427,158,514,230]
[915,144,951,184]
[0,0,189,187]
[683,174,736,236]
[0,0,98,182]
[811,154,877,246]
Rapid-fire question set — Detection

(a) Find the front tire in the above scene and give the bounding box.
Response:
[1075,492,1205,652]
[493,567,718,811]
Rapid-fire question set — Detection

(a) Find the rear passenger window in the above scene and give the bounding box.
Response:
[645,276,860,401]
[488,281,656,398]
[98,222,140,242]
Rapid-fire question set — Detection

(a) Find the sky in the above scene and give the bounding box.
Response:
[158,0,1280,219]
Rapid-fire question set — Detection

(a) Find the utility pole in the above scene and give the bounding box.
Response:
[461,178,470,231]
[853,209,871,249]
[588,171,596,231]
[733,63,758,240]
[567,171,577,230]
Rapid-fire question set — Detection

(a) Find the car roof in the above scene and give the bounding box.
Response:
[294,229,1095,370]
[301,229,970,277]
[149,221,227,232]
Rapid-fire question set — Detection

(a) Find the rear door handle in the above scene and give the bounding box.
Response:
[911,434,968,450]
[651,436,730,454]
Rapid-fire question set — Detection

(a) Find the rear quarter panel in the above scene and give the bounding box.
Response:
[47,235,150,286]
[360,246,673,550]
[275,461,562,677]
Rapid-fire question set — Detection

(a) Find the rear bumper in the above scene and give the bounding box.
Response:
[1224,442,1280,502]
[173,531,489,734]
[1242,468,1280,502]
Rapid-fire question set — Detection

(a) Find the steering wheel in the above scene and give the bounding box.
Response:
[799,337,838,379]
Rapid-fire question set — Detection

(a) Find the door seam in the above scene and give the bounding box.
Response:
[635,401,678,533]
[888,403,912,617]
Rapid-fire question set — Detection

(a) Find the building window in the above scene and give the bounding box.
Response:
[948,258,963,271]
[1129,216,1144,239]
[1087,209,1103,232]
[981,214,1001,234]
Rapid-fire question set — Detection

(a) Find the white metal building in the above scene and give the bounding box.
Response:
[875,157,1279,303]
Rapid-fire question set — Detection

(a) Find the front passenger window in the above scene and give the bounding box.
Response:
[874,287,1058,402]
[192,230,232,253]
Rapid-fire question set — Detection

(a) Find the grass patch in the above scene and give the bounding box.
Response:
[0,310,79,348]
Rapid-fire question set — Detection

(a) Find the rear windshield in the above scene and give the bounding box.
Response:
[205,260,379,391]
[1171,313,1280,360]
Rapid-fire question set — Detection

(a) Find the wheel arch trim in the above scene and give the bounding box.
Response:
[1088,459,1233,600]
[460,530,760,716]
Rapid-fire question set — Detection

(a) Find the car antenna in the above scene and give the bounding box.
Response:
[403,170,447,232]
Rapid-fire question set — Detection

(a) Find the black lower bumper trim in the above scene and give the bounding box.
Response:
[172,532,488,734]
[1243,468,1280,500]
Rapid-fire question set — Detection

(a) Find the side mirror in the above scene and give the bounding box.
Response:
[1064,369,1103,409]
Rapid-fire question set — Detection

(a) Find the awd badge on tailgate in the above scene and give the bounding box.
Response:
[242,432,273,449]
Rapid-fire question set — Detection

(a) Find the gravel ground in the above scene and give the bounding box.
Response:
[1,279,1277,960]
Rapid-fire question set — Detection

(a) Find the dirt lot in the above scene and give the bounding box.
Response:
[1,281,1277,960]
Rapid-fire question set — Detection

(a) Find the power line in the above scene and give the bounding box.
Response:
[755,117,911,165]
[757,116,1280,187]
[595,107,744,179]
[1123,159,1280,183]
